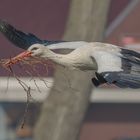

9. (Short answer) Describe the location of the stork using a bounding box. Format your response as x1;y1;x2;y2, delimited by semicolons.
11;43;140;89
1;20;140;88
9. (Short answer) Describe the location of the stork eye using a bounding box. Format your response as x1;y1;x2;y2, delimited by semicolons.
31;47;38;51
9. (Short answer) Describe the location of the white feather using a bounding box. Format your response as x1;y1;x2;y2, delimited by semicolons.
47;41;88;50
28;42;124;73
92;51;123;73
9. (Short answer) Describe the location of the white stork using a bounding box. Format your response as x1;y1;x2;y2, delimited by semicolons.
24;43;140;88
1;20;140;88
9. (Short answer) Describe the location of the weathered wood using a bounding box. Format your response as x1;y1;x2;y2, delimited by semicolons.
34;1;110;140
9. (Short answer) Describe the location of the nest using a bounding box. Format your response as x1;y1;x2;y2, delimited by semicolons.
0;53;54;128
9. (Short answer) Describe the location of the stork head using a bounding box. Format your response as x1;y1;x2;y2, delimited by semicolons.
28;44;46;57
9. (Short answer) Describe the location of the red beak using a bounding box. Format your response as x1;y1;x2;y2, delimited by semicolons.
4;51;32;67
14;51;32;59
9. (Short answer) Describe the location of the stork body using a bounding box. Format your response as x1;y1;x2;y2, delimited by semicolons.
28;42;122;72
28;43;140;88
29;43;97;70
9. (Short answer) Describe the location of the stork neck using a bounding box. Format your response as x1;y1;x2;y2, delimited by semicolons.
43;48;65;58
43;48;70;67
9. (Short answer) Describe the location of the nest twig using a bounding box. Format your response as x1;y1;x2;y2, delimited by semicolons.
0;57;54;128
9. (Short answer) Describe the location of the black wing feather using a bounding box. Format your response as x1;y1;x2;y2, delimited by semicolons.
0;20;64;50
0;20;43;49
101;72;140;88
92;48;140;88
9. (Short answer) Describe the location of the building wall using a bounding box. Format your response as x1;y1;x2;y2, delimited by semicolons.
106;1;140;46
80;103;140;140
107;0;131;26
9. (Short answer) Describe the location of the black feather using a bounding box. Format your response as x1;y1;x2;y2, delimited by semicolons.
121;48;140;58
120;48;140;74
91;78;100;87
91;72;107;87
92;49;140;88
0;20;64;50
121;49;140;66
101;72;140;88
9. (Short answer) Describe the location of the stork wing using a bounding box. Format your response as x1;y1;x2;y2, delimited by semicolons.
0;20;87;50
0;20;43;49
0;20;64;49
91;46;140;88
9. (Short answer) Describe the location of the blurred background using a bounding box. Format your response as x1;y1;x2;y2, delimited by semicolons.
0;0;140;140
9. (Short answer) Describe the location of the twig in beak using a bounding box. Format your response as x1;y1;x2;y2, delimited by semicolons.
3;51;32;68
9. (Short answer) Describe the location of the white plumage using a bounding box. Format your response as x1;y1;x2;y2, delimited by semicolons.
27;42;140;88
28;42;123;72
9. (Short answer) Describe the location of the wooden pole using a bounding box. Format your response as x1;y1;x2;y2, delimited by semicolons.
34;1;110;140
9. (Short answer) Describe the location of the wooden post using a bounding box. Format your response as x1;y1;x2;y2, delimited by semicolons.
34;1;110;140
